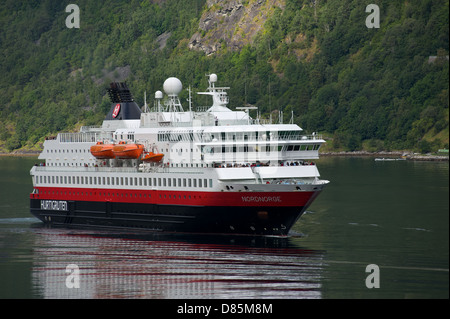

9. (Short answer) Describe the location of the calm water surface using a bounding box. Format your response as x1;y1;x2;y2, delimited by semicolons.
0;156;448;299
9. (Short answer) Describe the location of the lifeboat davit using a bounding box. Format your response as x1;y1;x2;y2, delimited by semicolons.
142;152;165;162
112;141;144;159
90;142;115;159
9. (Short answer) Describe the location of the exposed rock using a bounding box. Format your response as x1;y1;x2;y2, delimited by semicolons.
189;0;285;55
156;31;171;50
91;65;132;85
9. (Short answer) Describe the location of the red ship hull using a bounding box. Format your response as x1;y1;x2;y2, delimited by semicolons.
30;187;322;236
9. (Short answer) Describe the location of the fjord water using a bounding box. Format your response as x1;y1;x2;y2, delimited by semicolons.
0;156;448;299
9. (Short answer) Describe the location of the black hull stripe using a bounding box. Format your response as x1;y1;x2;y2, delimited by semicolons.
30;199;307;236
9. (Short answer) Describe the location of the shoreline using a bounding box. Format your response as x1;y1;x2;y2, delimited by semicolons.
0;152;40;157
320;151;448;161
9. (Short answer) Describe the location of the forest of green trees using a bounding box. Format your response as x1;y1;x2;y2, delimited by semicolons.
0;0;448;153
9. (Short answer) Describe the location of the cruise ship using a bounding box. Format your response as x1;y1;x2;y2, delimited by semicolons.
30;74;329;236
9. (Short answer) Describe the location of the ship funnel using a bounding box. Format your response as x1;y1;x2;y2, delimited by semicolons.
105;82;142;120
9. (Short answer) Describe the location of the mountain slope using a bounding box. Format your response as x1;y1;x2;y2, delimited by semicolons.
0;0;448;153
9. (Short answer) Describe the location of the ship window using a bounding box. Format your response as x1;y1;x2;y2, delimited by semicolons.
148;178;152;186
209;179;213;188
135;177;138;186
204;179;207;188
188;179;192;187
193;179;197;188
125;178;128;186
300;145;307;151
183;179;186;187
130;178;133;186
287;145;294;151
294;145;300;151
198;179;202;187
168;179;171;187
163;178;166;187
143;178;146;186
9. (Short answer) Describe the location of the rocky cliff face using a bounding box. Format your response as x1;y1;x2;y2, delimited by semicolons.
189;0;285;55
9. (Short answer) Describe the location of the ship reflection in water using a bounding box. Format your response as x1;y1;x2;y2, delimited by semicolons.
31;227;324;299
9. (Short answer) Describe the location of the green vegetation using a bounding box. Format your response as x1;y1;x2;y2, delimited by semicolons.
0;0;448;154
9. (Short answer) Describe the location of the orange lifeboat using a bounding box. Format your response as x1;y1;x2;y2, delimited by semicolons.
142;152;165;162
90;142;115;159
112;141;144;159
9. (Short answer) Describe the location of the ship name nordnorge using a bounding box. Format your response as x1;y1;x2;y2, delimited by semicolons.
40;200;68;211
241;196;281;203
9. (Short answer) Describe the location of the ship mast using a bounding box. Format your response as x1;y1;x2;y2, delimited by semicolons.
197;74;231;112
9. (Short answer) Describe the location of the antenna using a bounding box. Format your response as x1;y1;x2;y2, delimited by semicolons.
155;90;163;113
163;77;184;113
187;85;193;117
143;91;149;113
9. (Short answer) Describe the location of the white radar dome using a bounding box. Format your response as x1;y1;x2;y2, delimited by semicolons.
163;77;183;95
210;73;217;83
155;90;163;99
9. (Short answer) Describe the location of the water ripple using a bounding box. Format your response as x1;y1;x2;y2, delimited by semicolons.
30;228;325;299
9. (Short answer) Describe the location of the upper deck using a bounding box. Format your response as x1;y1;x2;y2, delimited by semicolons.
38;74;325;169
